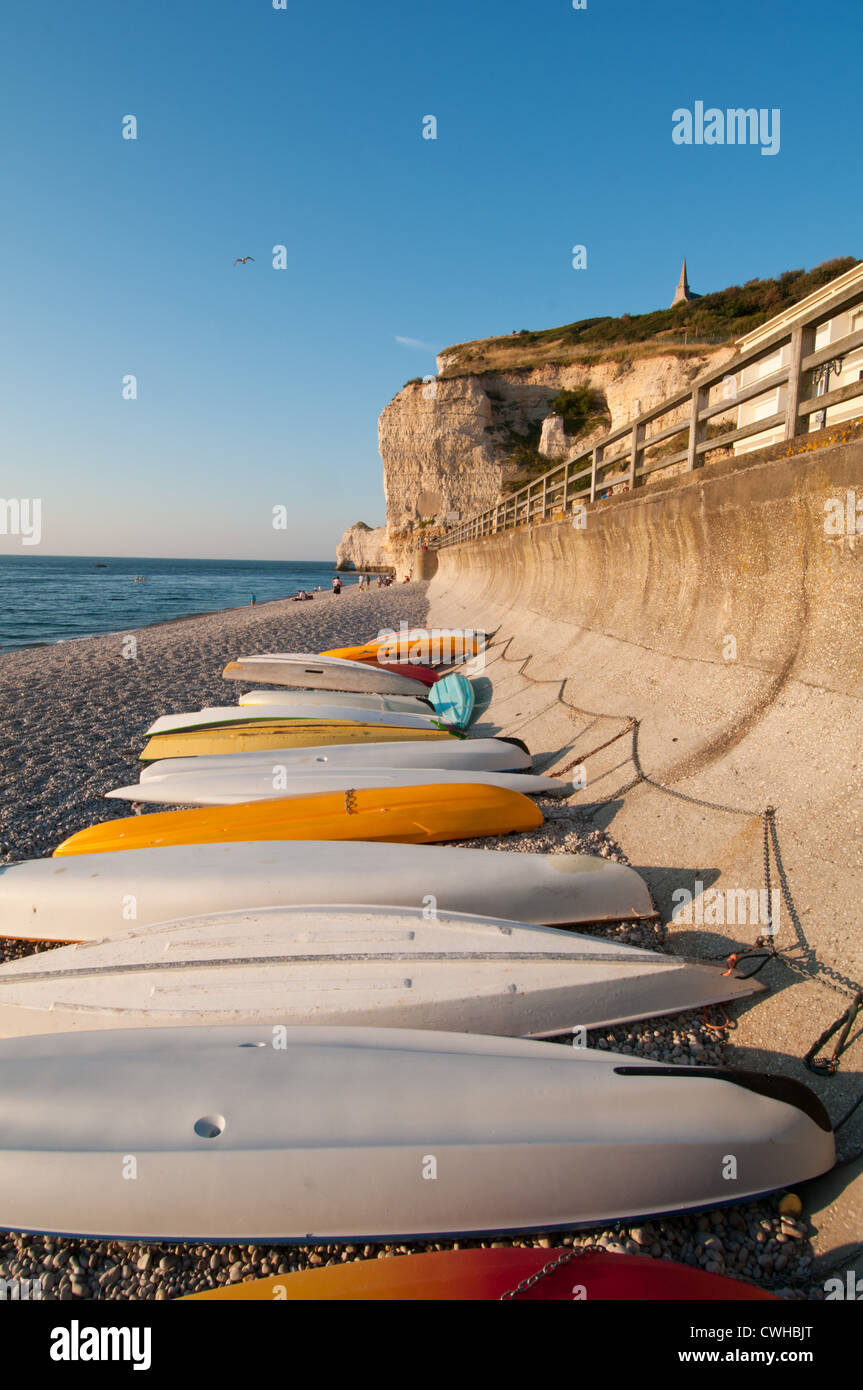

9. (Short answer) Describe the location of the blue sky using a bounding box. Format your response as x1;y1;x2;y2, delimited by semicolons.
1;0;860;559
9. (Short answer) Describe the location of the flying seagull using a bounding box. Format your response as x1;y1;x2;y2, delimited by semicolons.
233;256;255;265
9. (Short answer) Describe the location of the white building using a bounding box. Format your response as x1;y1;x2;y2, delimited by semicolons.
734;261;863;455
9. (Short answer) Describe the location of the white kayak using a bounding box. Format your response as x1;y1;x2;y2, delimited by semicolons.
224;654;429;696
139;736;532;781
0;842;655;942
0;905;765;1039
238;689;433;715
106;768;567;806
0;1024;833;1241
145;704;451;735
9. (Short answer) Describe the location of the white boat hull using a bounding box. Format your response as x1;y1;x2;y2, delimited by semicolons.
0;842;655;941
225;655;429;695
0;905;763;1036
139;737;532;781
146;704;451;736
238;690;432;715
106;768;567;805
0;1025;833;1240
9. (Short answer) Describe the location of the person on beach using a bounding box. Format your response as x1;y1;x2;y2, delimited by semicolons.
332;577;342;595
250;593;256;606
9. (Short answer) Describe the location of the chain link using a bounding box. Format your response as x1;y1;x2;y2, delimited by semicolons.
499;1244;606;1300
490;644;863;1058
555;719;636;777
574;718;765;818
762;808;862;1000
579;719;863;1001
762;809;774;937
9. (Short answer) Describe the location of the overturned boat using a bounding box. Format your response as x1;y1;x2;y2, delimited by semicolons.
0;904;763;1037
0;1024;833;1241
0;841;655;942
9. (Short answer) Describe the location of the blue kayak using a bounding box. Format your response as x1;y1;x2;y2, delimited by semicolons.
429;673;475;730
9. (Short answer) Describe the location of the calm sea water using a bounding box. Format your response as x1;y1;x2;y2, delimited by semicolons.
0;555;363;652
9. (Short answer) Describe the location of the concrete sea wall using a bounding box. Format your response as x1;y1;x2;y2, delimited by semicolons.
427;429;863;1247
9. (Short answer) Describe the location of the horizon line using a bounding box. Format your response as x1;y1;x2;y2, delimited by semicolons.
0;553;336;564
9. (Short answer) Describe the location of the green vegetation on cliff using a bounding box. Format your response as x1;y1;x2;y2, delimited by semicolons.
548;387;611;436
438;257;859;378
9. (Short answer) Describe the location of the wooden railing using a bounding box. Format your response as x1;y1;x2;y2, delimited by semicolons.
435;278;863;548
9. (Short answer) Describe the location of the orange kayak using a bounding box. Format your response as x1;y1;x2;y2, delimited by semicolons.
53;783;543;856
323;631;478;667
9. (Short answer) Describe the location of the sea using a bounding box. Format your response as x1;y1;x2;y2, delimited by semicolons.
0;555;364;653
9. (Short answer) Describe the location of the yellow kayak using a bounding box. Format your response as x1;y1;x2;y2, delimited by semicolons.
323;631;478;665
139;720;459;762
53;784;543;856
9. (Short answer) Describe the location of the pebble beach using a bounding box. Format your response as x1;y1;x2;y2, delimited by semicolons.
0;584;818;1299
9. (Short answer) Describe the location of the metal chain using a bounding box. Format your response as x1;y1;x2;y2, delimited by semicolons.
762;809;774;936
499;1244;606;1300
580;718;765;819
488;648;863;1066
555;719;636;777
805;994;863;1079
581;724;863;999
629;720;764;817
762;808;862;1000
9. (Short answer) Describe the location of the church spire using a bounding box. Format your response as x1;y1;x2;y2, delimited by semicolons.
671;258;697;307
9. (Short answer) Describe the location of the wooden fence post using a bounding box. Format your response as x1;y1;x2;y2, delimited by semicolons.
784;324;817;440
628;421;642;489
686;384;707;470
590;445;602;503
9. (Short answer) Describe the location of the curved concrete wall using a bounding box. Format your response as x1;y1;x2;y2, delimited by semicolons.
428;434;863;1177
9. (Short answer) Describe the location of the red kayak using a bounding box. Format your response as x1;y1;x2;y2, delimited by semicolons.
372;661;439;687
183;1247;778;1301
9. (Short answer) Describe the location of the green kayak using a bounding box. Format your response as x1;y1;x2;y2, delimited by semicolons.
429;673;475;730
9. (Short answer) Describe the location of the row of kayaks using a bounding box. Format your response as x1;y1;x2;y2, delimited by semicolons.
140;670;477;760
0;629;835;1257
54;648;534;851
223;646;468;694
110;733;547;806
138;684;474;762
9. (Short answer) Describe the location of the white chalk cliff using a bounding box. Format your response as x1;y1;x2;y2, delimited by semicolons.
335;334;736;577
335;522;389;571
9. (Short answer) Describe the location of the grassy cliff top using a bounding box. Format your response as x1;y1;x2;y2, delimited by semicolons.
437;258;859;378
